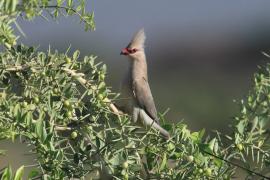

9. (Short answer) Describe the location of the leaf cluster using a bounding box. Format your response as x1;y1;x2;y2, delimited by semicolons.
0;0;95;49
230;61;270;178
0;44;233;179
0;0;270;179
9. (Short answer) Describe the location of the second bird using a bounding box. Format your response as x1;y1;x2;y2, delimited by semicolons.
119;28;170;139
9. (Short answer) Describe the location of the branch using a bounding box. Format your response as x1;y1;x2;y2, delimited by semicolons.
40;5;92;28
62;68;121;115
5;65;28;71
55;126;71;131
202;150;270;179
16;4;95;30
3;65;120;115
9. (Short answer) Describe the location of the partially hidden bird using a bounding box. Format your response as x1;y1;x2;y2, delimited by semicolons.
119;28;170;139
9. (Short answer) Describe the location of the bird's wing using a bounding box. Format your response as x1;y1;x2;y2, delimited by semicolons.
133;77;159;123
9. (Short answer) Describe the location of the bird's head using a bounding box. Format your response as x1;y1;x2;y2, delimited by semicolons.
121;28;145;59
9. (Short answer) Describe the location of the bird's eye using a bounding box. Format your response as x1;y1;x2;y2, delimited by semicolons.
131;48;137;53
126;48;137;54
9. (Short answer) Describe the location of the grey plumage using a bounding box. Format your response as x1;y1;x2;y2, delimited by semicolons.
119;29;170;139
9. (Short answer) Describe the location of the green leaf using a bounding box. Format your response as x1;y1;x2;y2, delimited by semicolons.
28;169;39;179
67;0;73;7
159;153;167;171
35;112;47;142
191;131;200;142
258;117;267;129
0;149;6;155
129;164;141;172
26;111;32;127
199;143;212;154
251;117;258;132
167;142;175;151
10;0;17;12
236;120;245;134
73;50;80;60
95;137;100;149
35;120;42;139
56;149;64;161
14;166;24;180
4;0;10;11
101;64;107;73
109;153;124;166
98;82;106;90
57;0;63;6
198;128;205;139
208;138;216;152
1;166;12;180
13;104;20;118
0;1;4;9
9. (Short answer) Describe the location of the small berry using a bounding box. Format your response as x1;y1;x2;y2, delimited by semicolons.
71;131;78;139
65;57;72;64
122;161;128;169
53;88;59;94
236;144;243;151
22;101;28;108
33;97;40;104
63;100;71;108
97;94;104;100
123;173;129;180
205;168;212;176
186;155;194;162
66;111;73;118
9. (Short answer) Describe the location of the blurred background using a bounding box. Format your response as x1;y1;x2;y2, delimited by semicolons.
1;0;270;177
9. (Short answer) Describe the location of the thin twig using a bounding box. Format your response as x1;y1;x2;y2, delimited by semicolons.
202;150;270;179
62;68;121;115
55;126;72;131
16;4;94;29
39;5;92;28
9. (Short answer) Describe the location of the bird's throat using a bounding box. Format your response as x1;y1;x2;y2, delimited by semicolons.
130;57;148;81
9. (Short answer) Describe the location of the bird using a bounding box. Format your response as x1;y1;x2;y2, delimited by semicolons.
119;28;170;139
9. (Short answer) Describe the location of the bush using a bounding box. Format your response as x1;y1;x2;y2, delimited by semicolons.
0;1;269;179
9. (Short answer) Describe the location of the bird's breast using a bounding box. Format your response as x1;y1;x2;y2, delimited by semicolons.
119;72;136;114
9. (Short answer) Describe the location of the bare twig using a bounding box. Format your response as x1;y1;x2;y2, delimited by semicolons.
55;126;72;131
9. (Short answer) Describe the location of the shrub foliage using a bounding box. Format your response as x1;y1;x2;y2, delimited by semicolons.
0;0;269;179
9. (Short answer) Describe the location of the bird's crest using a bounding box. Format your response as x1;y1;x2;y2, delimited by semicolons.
129;28;146;50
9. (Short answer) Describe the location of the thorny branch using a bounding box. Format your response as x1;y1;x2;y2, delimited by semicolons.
2;64;270;179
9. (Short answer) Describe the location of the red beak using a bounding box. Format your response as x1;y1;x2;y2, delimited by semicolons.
120;48;129;55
